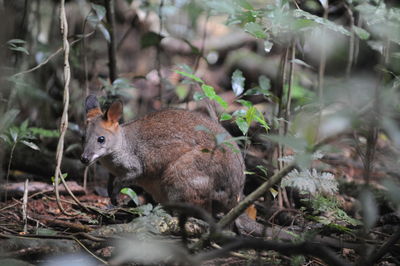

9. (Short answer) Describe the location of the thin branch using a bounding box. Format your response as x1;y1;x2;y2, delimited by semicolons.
4;142;16;201
105;0;117;82
54;0;73;215
156;0;164;107
318;7;328;109
344;3;355;78
12;36;91;78
218;163;296;228
366;226;400;265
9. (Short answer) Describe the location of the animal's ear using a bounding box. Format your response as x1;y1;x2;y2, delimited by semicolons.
105;100;123;124
85;95;102;120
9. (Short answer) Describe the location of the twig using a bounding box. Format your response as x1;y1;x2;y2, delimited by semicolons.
344;3;355;78
366;226;400;265
156;0;164;107
54;0;75;215
105;0;117;82
4;142;16;201
318;7;328;110
218;163;296;228
22;179;28;234
12;36;90;78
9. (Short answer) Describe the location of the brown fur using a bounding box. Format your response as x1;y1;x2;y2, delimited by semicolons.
82;98;245;215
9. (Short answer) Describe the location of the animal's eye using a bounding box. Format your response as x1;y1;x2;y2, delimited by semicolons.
97;136;105;144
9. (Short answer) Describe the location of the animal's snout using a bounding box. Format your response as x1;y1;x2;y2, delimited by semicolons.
80;154;90;164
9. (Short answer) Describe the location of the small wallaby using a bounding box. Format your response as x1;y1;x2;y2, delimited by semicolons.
81;95;246;215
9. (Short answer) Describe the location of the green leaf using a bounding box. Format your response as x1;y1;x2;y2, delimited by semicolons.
353;26;370;40
201;84;228;109
231;69;245;96
264;39;273;53
21;140;40;151
175;85;189;101
256;165;268;177
20;120;29;132
113;78;132;89
259;75;270;91
140;31;164;49
120;187;139;206
176;70;204;84
193;92;206;101
236;117;249;135
235;0;253;10
220;112;233;121
0;134;11;145
9;127;18;143
245;106;256;125
97;24;111;42
236;99;252;108
254;109;269;131
244;22;267;39
7;39;26;45
10;46;29;55
293;9;350;36
91;3;106;21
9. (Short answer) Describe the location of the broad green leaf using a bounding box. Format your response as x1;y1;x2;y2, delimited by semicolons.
7;39;26;45
293;10;350;36
259;75;270;91
231;69;245;96
175;85;189;100
97;24;111;42
9;127;18;143
236;99;252;108
21;140;40;151
353;26;370;40
0;134;11;145
91;3;106;21
113;78;132;89
235;0;253;10
120;188;139;206
176;70;204;84
270;188;278;198
177;64;193;74
236;117;249;135
244;22;267;39
291;59;314;69
140;31;163;49
193;92;206;101
20;120;29;132
201;84;228;109
207;1;236;15
10;46;29;55
264;40;273;53
220;112;233;121
254;109;269;131
256;165;268;177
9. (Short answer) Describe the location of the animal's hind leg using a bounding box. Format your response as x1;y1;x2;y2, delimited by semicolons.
161;152;213;213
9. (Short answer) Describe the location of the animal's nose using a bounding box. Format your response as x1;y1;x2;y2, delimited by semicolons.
80;155;90;164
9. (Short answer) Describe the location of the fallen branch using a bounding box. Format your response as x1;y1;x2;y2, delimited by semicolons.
218;163;296;228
